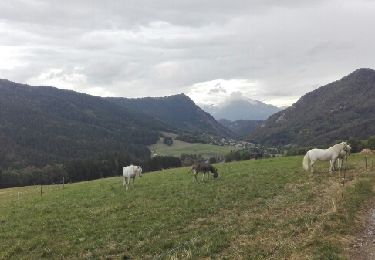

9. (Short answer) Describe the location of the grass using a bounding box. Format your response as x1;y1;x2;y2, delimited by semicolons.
149;138;235;157
1;154;375;259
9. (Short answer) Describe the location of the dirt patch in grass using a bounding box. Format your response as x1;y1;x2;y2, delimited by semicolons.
349;194;375;259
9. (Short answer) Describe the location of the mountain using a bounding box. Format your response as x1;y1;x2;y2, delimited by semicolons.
202;98;280;121
0;80;234;168
250;68;375;146
0;79;170;167
219;119;263;139
108;94;233;137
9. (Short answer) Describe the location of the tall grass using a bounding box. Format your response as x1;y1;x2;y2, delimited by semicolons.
0;154;374;259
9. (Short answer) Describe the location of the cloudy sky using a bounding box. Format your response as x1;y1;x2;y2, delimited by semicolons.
1;0;375;107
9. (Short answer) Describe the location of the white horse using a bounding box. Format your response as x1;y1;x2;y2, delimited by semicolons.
302;142;349;173
336;144;351;171
123;164;143;190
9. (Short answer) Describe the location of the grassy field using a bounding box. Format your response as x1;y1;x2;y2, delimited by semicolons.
1;154;375;259
149;138;235;157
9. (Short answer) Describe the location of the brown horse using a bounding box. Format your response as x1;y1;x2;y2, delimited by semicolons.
191;163;218;182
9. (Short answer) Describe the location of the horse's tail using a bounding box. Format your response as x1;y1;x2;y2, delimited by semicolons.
302;152;310;171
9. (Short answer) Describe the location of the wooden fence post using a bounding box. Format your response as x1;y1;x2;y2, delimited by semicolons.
341;162;346;199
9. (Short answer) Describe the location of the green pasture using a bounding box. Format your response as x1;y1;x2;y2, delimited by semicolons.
149;139;235;157
1;154;375;259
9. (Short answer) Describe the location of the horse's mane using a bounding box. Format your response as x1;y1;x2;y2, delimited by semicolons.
329;142;347;153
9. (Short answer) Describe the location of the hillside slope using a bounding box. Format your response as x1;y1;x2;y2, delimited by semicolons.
250;68;375;146
1;155;374;259
0;79;167;167
108;94;233;137
219;119;263;139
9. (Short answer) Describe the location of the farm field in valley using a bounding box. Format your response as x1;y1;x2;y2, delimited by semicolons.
149;138;235;158
0;154;374;259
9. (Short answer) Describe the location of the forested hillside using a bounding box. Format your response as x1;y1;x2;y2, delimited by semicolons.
250;68;375;146
219;119;263;139
0;79;168;168
0;80;235;187
108;94;233;137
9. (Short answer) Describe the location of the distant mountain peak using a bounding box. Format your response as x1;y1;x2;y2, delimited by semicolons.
201;97;280;121
341;68;375;82
350;67;375;75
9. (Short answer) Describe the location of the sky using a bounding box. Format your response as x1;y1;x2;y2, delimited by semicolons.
1;1;375;107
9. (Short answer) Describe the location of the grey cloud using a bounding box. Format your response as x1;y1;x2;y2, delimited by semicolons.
208;84;227;94
1;0;375;105
0;1;329;29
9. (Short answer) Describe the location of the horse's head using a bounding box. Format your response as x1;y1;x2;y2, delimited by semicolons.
212;167;219;178
335;142;347;150
345;145;352;155
191;164;198;173
137;166;143;177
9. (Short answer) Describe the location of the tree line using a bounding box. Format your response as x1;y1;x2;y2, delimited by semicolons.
0;153;181;189
285;137;375;156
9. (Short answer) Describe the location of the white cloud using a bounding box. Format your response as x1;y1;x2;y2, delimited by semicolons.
0;46;29;70
27;67;87;91
187;79;260;106
263;96;300;107
26;67;117;97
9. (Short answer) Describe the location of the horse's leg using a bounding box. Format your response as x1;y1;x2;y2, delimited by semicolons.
125;177;129;190
330;159;335;173
341;158;344;170
332;159;337;172
334;158;339;172
329;160;334;173
202;172;205;181
338;158;342;171
123;176;126;187
330;157;337;173
194;172;198;182
310;160;315;173
335;160;338;171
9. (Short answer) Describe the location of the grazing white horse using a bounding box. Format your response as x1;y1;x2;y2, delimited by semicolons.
336;144;351;171
302;142;349;173
123;164;143;190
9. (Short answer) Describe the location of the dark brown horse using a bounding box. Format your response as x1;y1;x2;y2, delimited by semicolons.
191;163;218;182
